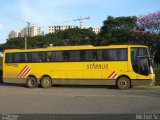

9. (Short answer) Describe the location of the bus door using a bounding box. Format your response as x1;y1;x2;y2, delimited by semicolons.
137;56;150;76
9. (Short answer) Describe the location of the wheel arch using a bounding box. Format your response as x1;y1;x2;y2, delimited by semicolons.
27;74;38;84
40;74;52;82
116;75;131;85
27;75;37;80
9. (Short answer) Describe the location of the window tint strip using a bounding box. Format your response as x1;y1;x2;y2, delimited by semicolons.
5;48;128;63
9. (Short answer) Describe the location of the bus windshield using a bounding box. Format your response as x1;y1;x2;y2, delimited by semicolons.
131;47;155;76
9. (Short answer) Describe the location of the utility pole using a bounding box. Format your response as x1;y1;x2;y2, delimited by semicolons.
25;36;27;49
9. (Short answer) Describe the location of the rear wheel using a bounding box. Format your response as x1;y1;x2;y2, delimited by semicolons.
40;77;52;88
117;77;131;90
26;76;38;88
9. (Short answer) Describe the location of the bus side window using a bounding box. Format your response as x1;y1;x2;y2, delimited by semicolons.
30;52;38;62
13;53;26;63
85;50;93;61
97;50;103;60
80;51;85;61
93;50;98;60
102;50;109;60
38;52;47;62
63;51;69;61
5;53;13;63
19;53;26;62
47;52;52;61
50;51;63;61
109;49;117;60
27;53;32;62
116;49;127;60
69;51;80;61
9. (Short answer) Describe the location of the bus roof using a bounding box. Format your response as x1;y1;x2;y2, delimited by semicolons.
4;45;148;53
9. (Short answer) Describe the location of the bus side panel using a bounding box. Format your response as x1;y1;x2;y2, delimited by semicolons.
26;62;128;83
3;63;30;83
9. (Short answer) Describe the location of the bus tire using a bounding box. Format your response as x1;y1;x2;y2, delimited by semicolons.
40;77;52;88
26;76;38;88
117;77;130;90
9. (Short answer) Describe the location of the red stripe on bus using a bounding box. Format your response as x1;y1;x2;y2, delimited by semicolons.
22;69;31;78
17;65;27;77
19;66;30;78
111;73;117;79
19;66;29;78
108;71;115;78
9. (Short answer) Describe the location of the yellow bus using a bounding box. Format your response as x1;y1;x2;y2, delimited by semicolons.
2;45;155;89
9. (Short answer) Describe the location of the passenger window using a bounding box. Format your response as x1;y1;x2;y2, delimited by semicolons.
63;51;69;61
38;52;47;62
13;53;26;63
5;53;13;63
69;51;81;61
50;51;63;61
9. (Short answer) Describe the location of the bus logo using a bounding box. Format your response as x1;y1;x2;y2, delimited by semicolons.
17;65;31;78
108;71;118;79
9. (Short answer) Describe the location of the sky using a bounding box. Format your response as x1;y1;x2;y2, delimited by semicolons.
0;0;159;44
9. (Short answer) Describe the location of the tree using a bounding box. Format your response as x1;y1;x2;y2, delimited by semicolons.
1;28;97;50
5;37;25;49
27;36;46;48
45;28;97;46
99;16;137;45
137;11;160;34
137;11;160;63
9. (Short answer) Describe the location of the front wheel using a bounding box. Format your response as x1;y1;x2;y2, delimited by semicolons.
26;76;38;88
117;77;131;90
40;77;52;88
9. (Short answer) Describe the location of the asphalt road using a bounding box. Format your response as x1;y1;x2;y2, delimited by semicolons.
0;83;159;114
0;84;160;120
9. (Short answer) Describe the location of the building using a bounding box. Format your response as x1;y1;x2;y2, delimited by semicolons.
8;29;21;39
21;26;44;37
92;27;101;34
48;25;78;33
48;26;101;34
8;26;44;39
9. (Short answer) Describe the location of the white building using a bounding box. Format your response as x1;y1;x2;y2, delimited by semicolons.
48;26;101;34
8;29;21;39
48;25;78;33
21;26;44;37
9;26;44;39
92;27;101;34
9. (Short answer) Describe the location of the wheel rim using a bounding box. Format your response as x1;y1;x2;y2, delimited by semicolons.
43;79;50;86
119;80;127;88
28;79;35;86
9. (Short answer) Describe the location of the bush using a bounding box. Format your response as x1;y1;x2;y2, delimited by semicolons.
155;64;160;86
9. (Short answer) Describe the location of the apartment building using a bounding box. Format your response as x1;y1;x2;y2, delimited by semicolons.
92;27;101;34
48;26;101;34
48;25;78;33
8;26;44;39
8;29;21;39
21;26;44;37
